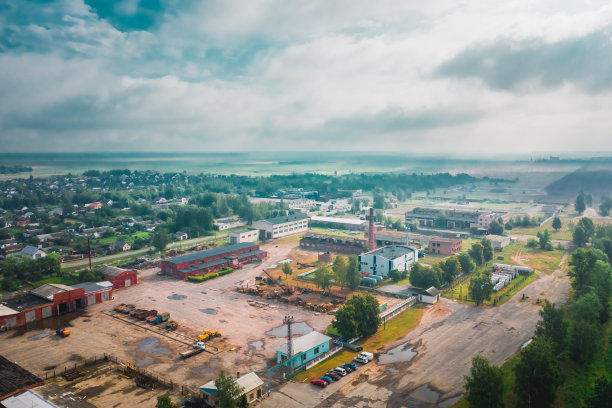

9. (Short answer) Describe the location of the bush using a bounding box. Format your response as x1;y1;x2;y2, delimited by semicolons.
187;268;234;282
526;238;538;248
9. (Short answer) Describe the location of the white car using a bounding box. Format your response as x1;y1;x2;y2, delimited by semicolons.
194;341;206;350
353;356;369;364
359;352;373;361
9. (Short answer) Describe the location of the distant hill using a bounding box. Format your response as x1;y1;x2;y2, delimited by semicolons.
546;166;612;201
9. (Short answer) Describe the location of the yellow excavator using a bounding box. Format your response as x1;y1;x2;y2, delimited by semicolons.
197;329;221;342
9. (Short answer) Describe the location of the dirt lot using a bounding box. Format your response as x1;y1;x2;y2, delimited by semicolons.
0;240;340;399
261;254;571;407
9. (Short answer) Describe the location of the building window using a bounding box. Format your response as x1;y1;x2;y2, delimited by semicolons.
314;346;319;354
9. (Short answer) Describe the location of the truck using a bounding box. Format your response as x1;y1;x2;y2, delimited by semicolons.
153;312;170;324
165;321;178;331
179;342;206;359
197;329;221;342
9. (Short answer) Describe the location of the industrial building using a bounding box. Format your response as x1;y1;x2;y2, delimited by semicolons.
427;237;462;255
160;243;267;280
213;218;248;231
487;235;512;251
70;282;112;305
309;215;367;231
252;212;309;240
276;331;332;369
405;207;510;232
200;372;264;407
358;245;419;277
97;265;138;289
299;232;367;254
0;283;113;330
0;356;44;401
228;228;259;244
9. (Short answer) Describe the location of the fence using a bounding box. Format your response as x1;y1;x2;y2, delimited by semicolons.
379;296;416;321
304;344;343;370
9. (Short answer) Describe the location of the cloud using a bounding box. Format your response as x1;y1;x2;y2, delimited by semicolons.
435;28;612;93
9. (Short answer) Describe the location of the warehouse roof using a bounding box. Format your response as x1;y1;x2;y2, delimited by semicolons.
2;390;58;408
362;245;418;260
31;284;73;301
163;243;257;265
310;216;366;226
0;304;18;317
276;331;331;356
97;265;131;278
259;212;309;226
0;355;44;400
70;282;110;295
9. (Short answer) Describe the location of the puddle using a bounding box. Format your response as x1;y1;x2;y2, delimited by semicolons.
200;309;218;315
409;384;440;404
135;356;155;366
421;328;433;335
247;339;265;351
266;322;313;337
28;332;50;341
378;342;417;365
168;294;186;300
136;337;171;355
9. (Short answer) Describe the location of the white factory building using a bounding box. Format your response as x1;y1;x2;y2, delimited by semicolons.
358;245;419;277
228;228;259;244
252;212;309;240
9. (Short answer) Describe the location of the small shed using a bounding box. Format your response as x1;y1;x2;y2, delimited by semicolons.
200;372;264;407
20;246;46;260
98;265;137;289
418;286;440;304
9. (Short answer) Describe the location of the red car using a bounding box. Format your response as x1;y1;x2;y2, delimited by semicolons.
311;378;327;388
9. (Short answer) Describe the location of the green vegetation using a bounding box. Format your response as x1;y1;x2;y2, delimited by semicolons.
332;293;381;339
186;267;233;282
214;371;245;408
464;356;504;408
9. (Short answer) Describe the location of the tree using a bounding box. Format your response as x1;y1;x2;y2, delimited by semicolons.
572;225;588;247
152;229;169;251
332;256;347;286
489;219;503;235
468;273;493;305
534;300;567;354
537;229;553;250
214;371;245;408
568;319;601;365
481;238;493;262
388;269;402;282
439;256;461;284
568;248;608;296
599;196;612;216
464;356;504;408
238;394;249;408
333;293;380;339
313;265;333;292
281;262;292;282
587;376;612;408
552;216;562;231
346;255;361;290
458;252;475;274
409;263;441;288
469;242;484;266
575;191;586;214
373;187;385;209
514;339;561;408
156;395;178;408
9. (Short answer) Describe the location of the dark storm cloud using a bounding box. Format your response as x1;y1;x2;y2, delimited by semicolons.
436;28;612;93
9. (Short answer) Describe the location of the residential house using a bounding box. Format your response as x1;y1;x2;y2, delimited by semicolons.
20;246;46;259
200;372;264;407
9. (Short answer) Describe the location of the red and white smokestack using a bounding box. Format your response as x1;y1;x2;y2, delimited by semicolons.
368;207;376;251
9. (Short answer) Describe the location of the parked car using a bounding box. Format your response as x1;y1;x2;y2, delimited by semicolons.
343;362;357;371
332;367;348;376
353;356;369;364
320;376;333;384
325;371;341;381
341;364;354;373
311;378;327;388
359;352;374;361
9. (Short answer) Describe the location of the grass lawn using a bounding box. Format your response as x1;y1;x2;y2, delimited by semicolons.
292;305;427;383
29;274;78;287
310;227;364;238
443;272;538;306
499;241;565;275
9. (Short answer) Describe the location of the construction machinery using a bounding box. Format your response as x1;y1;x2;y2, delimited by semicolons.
197;329;221;342
56;328;70;337
164;321;178;331
262;268;295;295
136;310;157;320
153;312;170;324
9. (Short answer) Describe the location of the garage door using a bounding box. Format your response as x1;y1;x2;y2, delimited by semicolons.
42;307;52;318
125;279;131;287
25;310;36;323
101;291;109;301
88;295;96;305
5;317;17;328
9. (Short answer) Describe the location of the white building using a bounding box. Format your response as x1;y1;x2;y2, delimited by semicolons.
228;228;259;244
418;287;440;304
487;234;512;251
213;218;248;231
252;212;309;240
309;215;367;230
358;245;418;277
21;246;46;259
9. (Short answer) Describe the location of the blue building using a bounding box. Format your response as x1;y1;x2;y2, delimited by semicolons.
276;331;332;369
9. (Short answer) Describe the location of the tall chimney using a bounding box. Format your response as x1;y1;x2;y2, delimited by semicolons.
368;208;376;251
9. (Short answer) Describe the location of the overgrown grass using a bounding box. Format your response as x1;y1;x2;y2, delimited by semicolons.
442;273;538;306
293;305;427;382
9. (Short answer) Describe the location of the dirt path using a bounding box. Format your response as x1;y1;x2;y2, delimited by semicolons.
262;252;571;408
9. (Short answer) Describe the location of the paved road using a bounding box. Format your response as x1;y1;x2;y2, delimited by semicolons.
60;234;227;269
262;255;570;408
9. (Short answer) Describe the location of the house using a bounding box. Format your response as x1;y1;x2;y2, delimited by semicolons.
418;287;440;304
228;228;259;244
160;243;267;280
84;202;102;210
427;237;462;255
252;212;309;240
276;331;332;369
358;245;419;277
487;235;512;251
48;207;63;217
154;197;167;204
20;246;46;259
200;372;265;407
112;241;131;252
175;231;189;241
213;217;248;231
309;215;367;231
98;265;138;289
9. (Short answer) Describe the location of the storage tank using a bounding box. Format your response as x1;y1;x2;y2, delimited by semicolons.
361;277;378;287
371;275;383;282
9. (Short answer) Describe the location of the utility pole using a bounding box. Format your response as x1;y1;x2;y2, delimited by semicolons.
87;236;92;270
283;315;294;378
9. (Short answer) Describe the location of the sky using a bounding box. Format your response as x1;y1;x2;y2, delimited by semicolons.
1;0;612;154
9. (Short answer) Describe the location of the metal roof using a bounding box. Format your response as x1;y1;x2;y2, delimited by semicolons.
2;390;58;408
258;212;309;226
97;265;130;278
31;284;73;301
200;372;263;395
0;304;18;317
21;246;44;256
70;282;110;294
310;216;365;225
276;331;331;356
361;245;418;260
163;243;258;265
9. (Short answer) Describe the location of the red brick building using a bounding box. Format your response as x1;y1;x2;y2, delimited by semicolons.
161;243;267;280
98;265;138;289
299;232;367;255
427;236;462;255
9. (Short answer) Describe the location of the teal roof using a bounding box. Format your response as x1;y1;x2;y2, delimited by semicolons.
164;243;257;265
